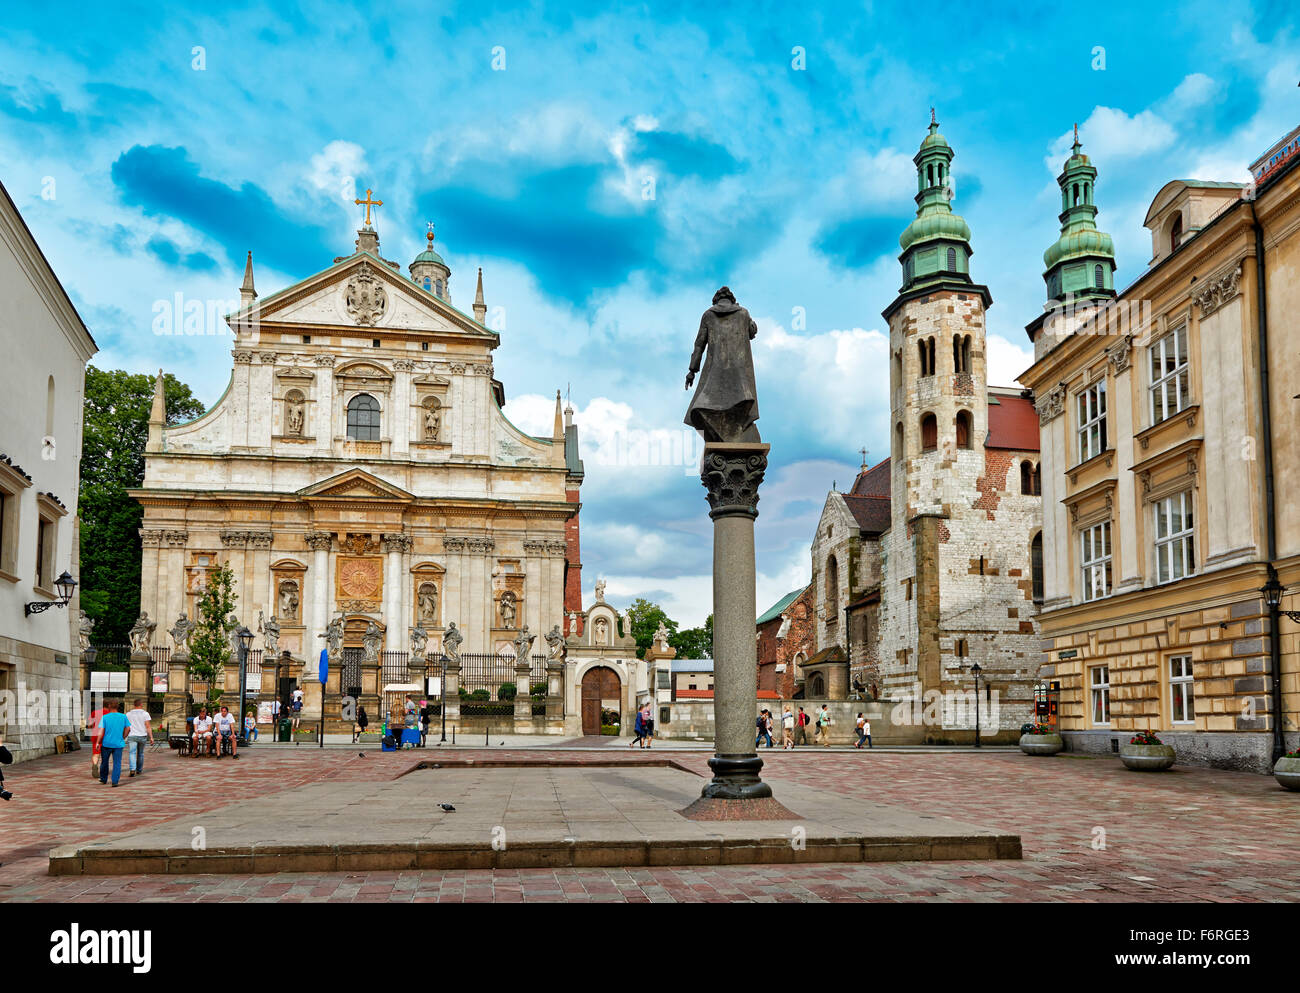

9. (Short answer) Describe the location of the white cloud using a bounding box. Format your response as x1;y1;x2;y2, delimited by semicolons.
986;334;1034;388
307;140;367;202
1158;73;1217;119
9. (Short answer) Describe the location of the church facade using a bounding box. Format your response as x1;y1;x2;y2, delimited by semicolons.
132;215;583;690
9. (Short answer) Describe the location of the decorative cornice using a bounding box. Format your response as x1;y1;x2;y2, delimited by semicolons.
393;359;415;371
1194;263;1243;318
220;529;273;548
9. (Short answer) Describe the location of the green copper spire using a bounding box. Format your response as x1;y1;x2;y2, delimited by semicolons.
897;109;974;293
1043;124;1116;302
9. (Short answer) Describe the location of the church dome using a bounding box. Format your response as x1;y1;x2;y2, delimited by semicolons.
1043;227;1115;269
900;210;972;252
409;224;451;300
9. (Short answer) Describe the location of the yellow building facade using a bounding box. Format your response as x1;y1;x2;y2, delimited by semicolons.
1021;126;1300;772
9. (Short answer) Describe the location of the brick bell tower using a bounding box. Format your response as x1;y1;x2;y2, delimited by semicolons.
880;111;993;713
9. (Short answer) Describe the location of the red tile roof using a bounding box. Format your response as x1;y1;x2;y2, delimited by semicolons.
986;394;1041;452
842;494;891;534
850;458;891;496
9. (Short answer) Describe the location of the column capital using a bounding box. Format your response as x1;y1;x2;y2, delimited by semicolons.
700;442;770;521
305;530;334;552
382;532;413;553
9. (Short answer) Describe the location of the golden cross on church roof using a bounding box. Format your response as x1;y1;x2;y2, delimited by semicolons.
354;188;383;227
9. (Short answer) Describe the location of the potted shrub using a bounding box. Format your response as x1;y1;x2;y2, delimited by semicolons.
1273;748;1300;791
1119;729;1176;771
1019;721;1063;756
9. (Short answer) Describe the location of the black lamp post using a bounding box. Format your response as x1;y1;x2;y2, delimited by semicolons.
25;570;76;616
968;660;983;748
1261;571;1294;763
235;626;254;746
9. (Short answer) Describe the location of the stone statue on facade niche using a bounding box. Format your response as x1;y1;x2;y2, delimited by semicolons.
544;624;566;662
409;621;429;661
78;609;96;652
442;621;463;660
259;609;281;654
362;621;382;662
513;625;535;660
684;286;761;443
424;405;440;441
128;612;156;655
499;589;517;629
278;580;299;620
593;616;609;646
418;583;438;625
169;611;194;654
319;616;344;660
287;397;305;435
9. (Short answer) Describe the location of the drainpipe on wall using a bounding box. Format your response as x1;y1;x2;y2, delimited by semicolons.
1249;200;1286;764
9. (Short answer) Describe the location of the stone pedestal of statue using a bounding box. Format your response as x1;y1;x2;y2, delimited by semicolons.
697;441;772;800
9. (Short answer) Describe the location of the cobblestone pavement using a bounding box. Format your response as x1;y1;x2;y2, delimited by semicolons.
2;745;1297;902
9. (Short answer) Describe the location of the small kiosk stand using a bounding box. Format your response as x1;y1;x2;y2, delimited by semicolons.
381;682;423;749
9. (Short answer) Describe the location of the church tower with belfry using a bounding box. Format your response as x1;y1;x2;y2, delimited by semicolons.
869;112;1043;742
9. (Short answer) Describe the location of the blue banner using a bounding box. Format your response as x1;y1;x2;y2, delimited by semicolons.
319;648;328;684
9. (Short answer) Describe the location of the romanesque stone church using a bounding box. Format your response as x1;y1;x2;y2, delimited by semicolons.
132;209;583;678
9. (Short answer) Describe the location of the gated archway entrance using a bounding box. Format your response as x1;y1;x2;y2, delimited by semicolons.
580;666;621;735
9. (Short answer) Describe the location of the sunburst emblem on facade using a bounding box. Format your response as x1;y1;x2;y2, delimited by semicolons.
344;262;388;326
338;558;380;599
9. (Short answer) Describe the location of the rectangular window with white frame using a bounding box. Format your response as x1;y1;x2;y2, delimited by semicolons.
1077;380;1107;464
1150;326;1190;425
1090;665;1110;726
1169;655;1195;724
1080;521;1113;602
1154;490;1195;583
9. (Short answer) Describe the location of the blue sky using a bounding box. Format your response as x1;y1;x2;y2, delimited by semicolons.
3;0;1297;625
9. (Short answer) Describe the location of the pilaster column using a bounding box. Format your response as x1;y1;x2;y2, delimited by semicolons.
546;540;566;641
313;355;335;455
469;537;493;648
523;539;544;637
392;359;413;456
139;529;164;619
220;530;249;619
443;536;467;649
382;533;411;650
305;531;333;677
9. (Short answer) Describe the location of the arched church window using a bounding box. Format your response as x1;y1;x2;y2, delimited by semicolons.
956;410;972;449
346;393;380;441
1073;182;1080;206
1094;264;1104;289
946;247;957;272
436;279;444;297
962;335;972;372
423;277;431;291
1020;460;1033;494
921;413;938;452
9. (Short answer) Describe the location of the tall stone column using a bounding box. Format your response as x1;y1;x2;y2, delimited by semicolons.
469;538;493;648
699;442;772;800
523;539;544;637
382;532;411;650
305;531;333;678
443;536;467;649
314;355;335;456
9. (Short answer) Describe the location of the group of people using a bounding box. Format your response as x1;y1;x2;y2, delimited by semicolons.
189;704;241;758
752;705;873;750
630;701;655;747
93;698;157;785
380;695;433;748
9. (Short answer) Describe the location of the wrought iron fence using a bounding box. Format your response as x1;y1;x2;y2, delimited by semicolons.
456;652;549;701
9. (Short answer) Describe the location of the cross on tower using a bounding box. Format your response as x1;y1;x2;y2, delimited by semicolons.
354;188;383;227
859;446;869;468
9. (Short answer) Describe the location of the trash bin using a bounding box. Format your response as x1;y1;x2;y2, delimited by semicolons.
278;719;292;742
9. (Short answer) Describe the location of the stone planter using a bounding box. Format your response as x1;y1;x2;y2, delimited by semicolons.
1272;756;1300;791
1119;743;1176;771
292;730;317;743
1019;733;1063;756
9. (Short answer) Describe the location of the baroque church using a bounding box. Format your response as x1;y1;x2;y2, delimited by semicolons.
771;116;1046;742
132;204;584;681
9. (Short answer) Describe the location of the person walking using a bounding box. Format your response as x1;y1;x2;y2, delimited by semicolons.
290;687;304;730
854;712;868;749
861;715;872;749
755;709;774;748
98;700;131;787
630;706;645;748
418;701;430;747
642;702;655;748
815;704;832;747
354;705;369;744
124;698;153;777
781;706;795;749
795;706;809;747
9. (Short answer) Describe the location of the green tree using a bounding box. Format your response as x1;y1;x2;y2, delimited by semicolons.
189;562;237;706
671;614;713;659
622;597;679;660
78;366;205;642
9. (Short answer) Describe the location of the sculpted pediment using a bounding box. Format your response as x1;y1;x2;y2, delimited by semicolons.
298;468;413;502
336;360;393;381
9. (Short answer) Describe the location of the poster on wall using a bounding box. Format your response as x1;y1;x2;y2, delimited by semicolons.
257;700;274;724
152;672;168;694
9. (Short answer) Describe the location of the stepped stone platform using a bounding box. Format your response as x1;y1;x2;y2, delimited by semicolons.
48;757;1021;875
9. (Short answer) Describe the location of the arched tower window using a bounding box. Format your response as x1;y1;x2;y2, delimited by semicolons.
895;422;904;459
920;413;938;452
918;338;936;377
825;555;840;612
1169;213;1184;252
45;375;55;438
436;279;444;297
346;393;381;441
946;246;957;272
1094;264;1104;289
956;410;972;449
1020;460;1034;494
962;335;972;372
1031;532;1044;602
1072;182;1080;206
423;277;431;291
927;164;935;186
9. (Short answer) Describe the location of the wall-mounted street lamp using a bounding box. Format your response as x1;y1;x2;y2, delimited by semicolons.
25;570;76;616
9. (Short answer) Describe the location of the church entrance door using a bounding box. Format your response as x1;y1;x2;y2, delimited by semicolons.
580;666;621;735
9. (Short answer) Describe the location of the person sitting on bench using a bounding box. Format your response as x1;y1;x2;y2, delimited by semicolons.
214;705;239;757
192;708;214;755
